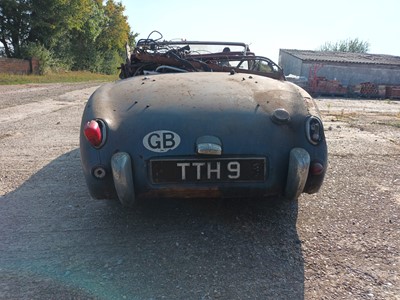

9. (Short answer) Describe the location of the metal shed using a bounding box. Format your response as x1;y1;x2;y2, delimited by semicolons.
279;49;400;98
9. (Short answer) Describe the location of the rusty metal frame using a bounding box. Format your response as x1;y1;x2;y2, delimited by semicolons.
119;40;285;80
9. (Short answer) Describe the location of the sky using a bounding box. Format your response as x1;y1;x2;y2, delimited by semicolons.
120;0;400;63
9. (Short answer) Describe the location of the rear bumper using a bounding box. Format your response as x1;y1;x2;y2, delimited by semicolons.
110;148;311;206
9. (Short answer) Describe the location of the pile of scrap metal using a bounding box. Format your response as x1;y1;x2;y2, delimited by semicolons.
348;82;400;99
386;86;400;99
309;76;348;97
119;31;284;80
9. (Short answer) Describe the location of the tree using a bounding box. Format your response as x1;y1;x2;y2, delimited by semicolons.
0;0;135;74
96;0;132;52
0;0;31;57
29;0;94;48
93;0;135;74
69;0;107;71
319;38;370;53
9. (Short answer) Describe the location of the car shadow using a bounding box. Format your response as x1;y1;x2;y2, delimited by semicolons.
0;149;304;300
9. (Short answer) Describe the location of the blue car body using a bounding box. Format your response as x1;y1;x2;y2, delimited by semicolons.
80;39;327;206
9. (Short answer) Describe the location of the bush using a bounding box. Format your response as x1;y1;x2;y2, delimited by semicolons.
21;43;124;75
21;43;71;74
98;50;123;75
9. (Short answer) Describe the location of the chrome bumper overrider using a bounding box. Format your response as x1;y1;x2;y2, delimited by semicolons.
111;152;135;206
284;148;310;200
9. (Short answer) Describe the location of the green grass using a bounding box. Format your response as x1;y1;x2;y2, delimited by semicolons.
0;71;119;85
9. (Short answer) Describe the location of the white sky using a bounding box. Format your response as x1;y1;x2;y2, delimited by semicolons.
120;0;400;63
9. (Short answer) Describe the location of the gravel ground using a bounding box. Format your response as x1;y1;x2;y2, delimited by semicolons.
0;84;399;299
301;98;400;299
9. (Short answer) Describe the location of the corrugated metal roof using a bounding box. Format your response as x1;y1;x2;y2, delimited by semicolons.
280;49;400;66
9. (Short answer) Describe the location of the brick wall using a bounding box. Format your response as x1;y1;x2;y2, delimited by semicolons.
0;57;40;75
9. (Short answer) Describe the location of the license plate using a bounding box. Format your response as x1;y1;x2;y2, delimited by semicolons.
150;158;266;183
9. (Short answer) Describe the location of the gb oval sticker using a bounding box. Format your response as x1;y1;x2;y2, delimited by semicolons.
143;130;181;153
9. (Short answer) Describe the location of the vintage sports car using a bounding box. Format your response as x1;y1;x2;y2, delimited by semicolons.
80;32;327;206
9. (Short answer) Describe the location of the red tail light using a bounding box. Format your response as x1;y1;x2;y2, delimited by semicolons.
310;162;324;175
84;120;102;147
